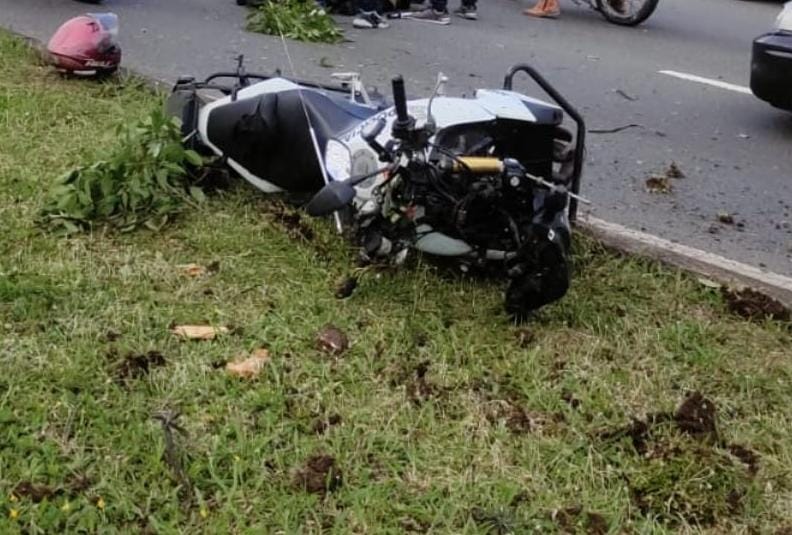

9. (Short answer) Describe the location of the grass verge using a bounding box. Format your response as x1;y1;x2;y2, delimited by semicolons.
1;30;791;533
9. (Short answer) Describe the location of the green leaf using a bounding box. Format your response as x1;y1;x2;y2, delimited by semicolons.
188;186;206;203
184;149;204;167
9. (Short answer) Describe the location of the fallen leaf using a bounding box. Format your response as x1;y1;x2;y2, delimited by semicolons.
697;277;721;289
226;348;270;378
178;263;207;277
170;325;230;340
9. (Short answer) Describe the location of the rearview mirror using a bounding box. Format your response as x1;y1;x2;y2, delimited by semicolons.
306;181;356;217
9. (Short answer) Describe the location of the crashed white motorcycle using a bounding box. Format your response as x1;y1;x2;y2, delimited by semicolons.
166;59;587;317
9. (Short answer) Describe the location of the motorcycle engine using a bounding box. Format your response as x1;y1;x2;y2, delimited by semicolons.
388;120;572;255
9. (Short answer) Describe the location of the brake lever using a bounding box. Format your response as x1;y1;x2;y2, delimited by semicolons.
362;117;392;162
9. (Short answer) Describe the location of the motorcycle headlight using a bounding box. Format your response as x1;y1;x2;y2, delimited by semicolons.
775;3;792;32
324;139;351;182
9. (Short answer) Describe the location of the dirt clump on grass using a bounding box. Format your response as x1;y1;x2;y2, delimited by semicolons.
13;481;56;502
292;454;343;494
728;444;760;475
311;413;342;434
674;391;718;439
553;506;608;535
721;287;790;322
599;392;761;526
114;351;166;383
269;203;315;242
406;361;435;405
315;325;349;355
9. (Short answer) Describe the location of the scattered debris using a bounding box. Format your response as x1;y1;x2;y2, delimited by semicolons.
738;133;751;140
561;390;582;410
553;506;608;535
645;175;673;194
406;361;434;405
399;516;431;532
12;481;55;503
226;348;271;379
600;392;719;452
292;454;343;494
598;393;759;526
645;162;685;194
65;473;93;494
318;56;336;68
717;211;735;225
170;324;230;340
115;351;167;383
152;410;192;502
103;329;121;342
721;287;790;322
728;444;760;475
504;404;534;434
666;161;685;179
614;89;637;102
589;123;643;134
270;203;315;242
178;263;207;278
674;391;718;439
514;327;535;348
334;276;357;299
312;413;342;434
315;325;349;355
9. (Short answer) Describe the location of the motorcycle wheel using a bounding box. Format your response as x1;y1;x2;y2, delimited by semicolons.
595;0;659;26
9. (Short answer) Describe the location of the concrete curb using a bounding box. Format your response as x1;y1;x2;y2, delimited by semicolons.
577;215;792;310
10;29;792;313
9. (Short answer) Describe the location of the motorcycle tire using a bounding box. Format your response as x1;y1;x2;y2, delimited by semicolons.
595;0;659;26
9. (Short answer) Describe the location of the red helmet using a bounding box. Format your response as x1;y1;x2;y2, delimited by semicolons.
47;13;121;75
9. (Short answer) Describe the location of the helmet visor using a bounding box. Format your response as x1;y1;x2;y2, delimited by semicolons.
87;13;119;36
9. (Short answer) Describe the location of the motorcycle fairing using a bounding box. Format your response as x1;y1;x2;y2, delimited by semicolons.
200;78;380;192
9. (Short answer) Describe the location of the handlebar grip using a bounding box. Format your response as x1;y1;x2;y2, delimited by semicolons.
392;76;408;124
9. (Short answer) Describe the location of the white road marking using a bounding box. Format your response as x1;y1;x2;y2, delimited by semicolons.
659;70;752;95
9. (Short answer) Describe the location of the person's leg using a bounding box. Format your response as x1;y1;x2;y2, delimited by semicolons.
410;0;451;24
523;0;560;18
454;0;477;20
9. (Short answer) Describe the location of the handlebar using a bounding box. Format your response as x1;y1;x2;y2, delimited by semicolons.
392;76;409;125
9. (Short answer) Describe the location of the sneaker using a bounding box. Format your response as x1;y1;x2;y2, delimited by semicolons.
408;8;451;24
453;5;477;19
353;11;390;28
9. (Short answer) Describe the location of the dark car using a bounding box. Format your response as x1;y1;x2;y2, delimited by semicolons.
751;2;792;111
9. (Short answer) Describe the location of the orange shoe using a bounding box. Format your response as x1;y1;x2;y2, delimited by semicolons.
523;0;560;18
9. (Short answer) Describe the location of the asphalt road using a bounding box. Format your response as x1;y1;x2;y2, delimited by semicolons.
2;0;791;274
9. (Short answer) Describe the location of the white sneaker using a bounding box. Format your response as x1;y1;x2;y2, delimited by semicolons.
353;11;390;28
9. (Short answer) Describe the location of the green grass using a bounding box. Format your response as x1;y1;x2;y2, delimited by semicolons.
1;31;791;533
